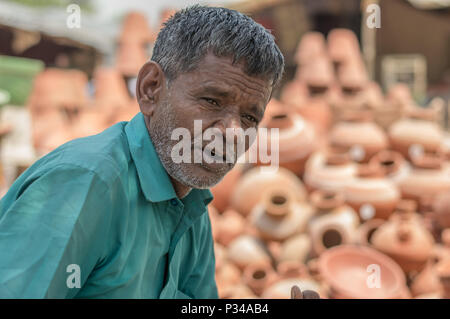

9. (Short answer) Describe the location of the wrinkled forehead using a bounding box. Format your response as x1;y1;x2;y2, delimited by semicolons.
174;53;273;103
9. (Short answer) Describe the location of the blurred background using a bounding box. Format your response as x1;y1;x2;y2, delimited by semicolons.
1;0;450;299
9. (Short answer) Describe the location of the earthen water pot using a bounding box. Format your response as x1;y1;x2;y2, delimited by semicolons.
355;218;386;246
329;111;388;163
280;80;309;109
261;261;326;299
215;262;242;297
327;29;361;69
369;150;410;185
295;31;327;66
432;190;450;229
337;60;369;95
258;110;317;176
388;108;444;160
210;165;242;212
231;166;307;216
371;207;435;273
243;261;278;296
278;233;311;264
398;152;450;203
297;54;335;95
215;209;246;246
295;99;333;137
226;235;272;270
308;192;360;256
343;164;400;220
317;245;410;299
304;148;358;193
250;186;315;242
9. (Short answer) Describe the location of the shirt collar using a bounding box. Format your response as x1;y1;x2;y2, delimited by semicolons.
125;112;213;206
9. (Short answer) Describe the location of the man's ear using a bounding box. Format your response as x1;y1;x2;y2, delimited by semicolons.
136;61;165;117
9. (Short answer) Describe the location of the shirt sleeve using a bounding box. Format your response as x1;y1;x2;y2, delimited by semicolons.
182;211;219;299
0;164;113;298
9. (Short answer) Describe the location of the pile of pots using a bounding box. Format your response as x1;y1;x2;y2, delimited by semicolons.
210;29;450;299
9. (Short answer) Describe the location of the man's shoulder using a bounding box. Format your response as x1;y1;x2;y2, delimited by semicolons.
30;121;132;186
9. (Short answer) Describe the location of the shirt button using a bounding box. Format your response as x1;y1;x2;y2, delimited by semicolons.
170;199;178;206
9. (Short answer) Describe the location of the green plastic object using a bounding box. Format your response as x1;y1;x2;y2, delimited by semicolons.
0;55;44;106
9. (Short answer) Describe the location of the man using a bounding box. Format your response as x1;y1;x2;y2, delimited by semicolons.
0;6;315;299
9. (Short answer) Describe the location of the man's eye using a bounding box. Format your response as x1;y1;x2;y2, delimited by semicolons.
243;114;257;123
202;98;219;107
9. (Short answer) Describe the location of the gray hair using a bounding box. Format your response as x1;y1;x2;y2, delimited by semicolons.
151;5;285;88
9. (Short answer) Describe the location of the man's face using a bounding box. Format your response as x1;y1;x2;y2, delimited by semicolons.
148;53;272;189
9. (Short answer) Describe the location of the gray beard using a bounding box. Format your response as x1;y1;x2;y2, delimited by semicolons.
148;100;232;189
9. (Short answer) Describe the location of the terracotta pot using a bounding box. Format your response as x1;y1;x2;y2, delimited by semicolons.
116;41;149;77
219;284;258;299
215;262;241;295
327;29;361;69
250;186;314;242
329;111;388;163
231;166;307;217
369;150;410;184
243;261;278;296
308;198;360;256
261;264;326;299
410;252;446;297
343;164;400;220
295;32;327;66
337;61;369;95
213;242;227;271
93;67;131;112
432;191;450;229
388;111;444;160
278;233;311;264
398;153;450;203
318;245;410;298
304;148;358;192
280;80;309;109
258;110;317;176
297;54;335;95
210;165;242;212
371;208;435;273
355;218;386;246
227;235;272;270
295;99;333;136
386;83;414;109
215;209;246;246
119;12;153;44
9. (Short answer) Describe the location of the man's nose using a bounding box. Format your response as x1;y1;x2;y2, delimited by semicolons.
214;115;243;144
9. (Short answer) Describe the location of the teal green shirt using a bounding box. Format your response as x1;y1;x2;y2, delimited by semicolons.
0;112;218;299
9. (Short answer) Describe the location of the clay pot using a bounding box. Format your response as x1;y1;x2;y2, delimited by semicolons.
258;110;317;176
308;195;360;256
227;235;272;270
250;186;315;242
116;41;149;77
343;164;400;220
432;191;450;229
371;208;435;273
215;262;241;295
297;54;335;94
388;110;444;160
215;209;246;246
93;67;131;115
369;150;410;184
398;152;450;203
329;111;389;163
213;242;226;271
337;60;369;95
119;12;153;44
243;261;278;296
231;166;307;217
219;284;258;299
327;29;361;69
261;261;326;299
318;245;410;299
295;99;333;136
280;80;308;109
304;148;358;192
210;165;242;212
295;32;327;66
278;233;311;264
356;218;386;246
